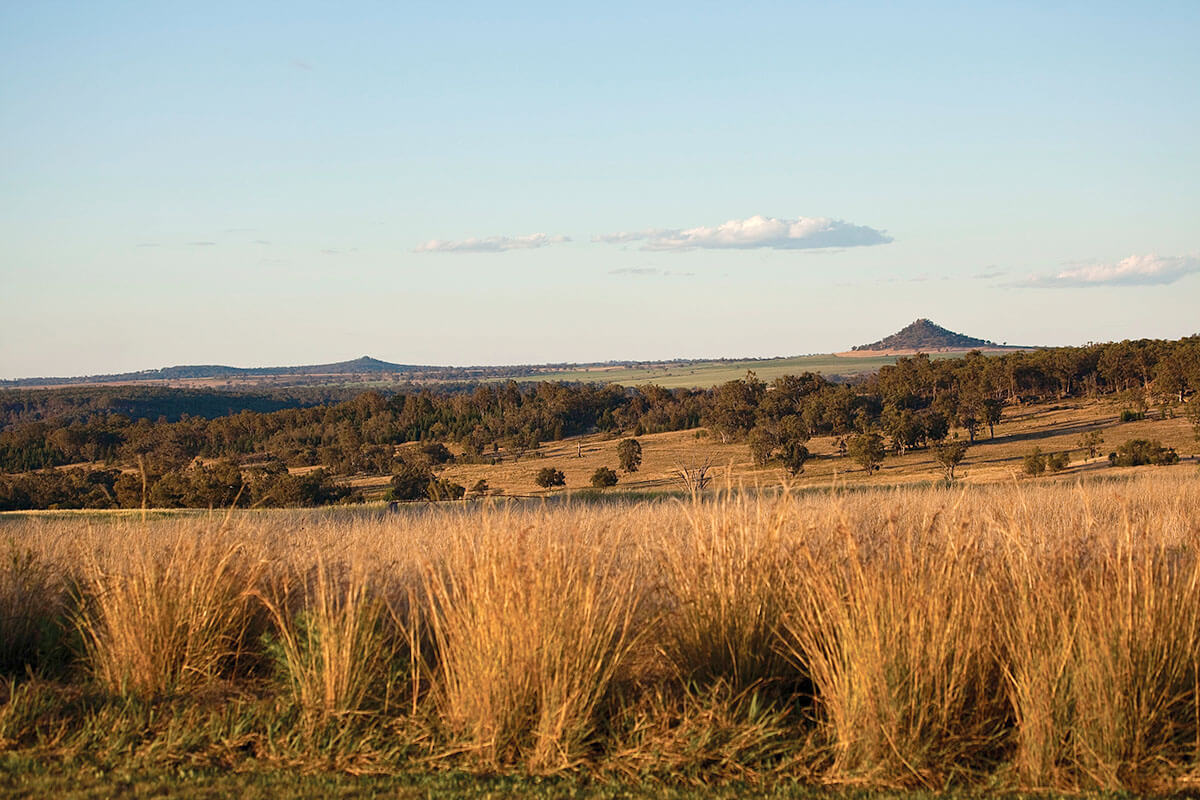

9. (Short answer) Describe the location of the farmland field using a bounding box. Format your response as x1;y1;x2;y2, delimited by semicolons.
329;398;1199;500
490;351;968;389
3;469;1200;795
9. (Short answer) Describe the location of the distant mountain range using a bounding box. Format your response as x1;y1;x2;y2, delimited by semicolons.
2;356;420;388
851;319;1023;352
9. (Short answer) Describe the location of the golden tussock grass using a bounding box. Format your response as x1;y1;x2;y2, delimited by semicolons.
74;525;268;697
1;472;1199;790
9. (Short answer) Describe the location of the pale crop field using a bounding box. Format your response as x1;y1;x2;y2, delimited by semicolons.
3;472;1200;793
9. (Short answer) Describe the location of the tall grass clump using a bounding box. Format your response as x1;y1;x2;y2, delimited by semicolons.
77;525;266;697
0;540;69;676
781;500;1010;787
656;490;805;695
260;555;403;723
422;508;642;772
1001;488;1200;790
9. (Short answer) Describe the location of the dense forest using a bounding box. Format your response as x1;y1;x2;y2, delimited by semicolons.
2;337;1198;510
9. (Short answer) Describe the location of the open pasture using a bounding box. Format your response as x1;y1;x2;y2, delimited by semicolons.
494;352;967;389
2;473;1200;794
340;399;1199;499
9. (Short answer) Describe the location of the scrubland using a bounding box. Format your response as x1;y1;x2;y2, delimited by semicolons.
2;473;1200;795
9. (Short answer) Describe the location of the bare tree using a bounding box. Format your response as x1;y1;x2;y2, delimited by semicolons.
675;455;715;495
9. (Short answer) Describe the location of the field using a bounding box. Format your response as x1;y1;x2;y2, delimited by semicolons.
488;352;968;389
3;470;1200;796
335;399;1200;500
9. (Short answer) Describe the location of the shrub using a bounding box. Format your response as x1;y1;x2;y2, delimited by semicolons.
535;467;566;489
1108;439;1179;467
747;428;775;467
428;477;466;501
779;440;809;476
1046;451;1070;473
590;467;618;488
420;442;455;466
1078;430;1105;459
848;433;885;474
617;439;642;473
389;462;433;501
1119;409;1146;423
1024;448;1046;477
469;479;490;496
933;441;969;483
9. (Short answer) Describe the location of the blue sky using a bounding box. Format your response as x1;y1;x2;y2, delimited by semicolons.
2;1;1198;377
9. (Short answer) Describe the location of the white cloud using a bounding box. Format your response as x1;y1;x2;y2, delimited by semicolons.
595;215;892;251
1016;254;1200;288
414;233;569;253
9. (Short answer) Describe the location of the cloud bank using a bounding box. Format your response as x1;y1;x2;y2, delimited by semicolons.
414;233;569;253
1016;254;1200;288
595;215;892;251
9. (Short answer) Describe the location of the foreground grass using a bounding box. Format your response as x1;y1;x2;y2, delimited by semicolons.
3;475;1200;795
0;755;1108;800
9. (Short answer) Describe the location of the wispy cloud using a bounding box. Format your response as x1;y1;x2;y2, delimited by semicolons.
414;233;569;253
595;215;892;251
1014;254;1200;288
187;241;216;247
609;267;695;277
974;268;1006;280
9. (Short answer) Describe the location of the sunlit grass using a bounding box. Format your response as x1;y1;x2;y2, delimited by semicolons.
2;473;1199;792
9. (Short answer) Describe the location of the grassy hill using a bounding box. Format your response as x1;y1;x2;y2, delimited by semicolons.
851;318;1021;352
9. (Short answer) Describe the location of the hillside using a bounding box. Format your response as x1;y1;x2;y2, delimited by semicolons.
1;356;420;388
851;318;1011;352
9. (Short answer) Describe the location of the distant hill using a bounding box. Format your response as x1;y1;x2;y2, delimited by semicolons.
851;319;1014;352
1;356;420;388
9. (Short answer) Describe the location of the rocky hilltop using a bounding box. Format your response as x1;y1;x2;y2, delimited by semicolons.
852;319;1002;352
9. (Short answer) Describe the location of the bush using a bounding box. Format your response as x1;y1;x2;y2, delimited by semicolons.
933;441;969;482
428;477;466;501
469;479;490;496
747;428;775;467
1109;439;1180;467
1120;409;1146;423
590;467;618;488
1023;448;1046;477
1046;451;1070;473
617;439;642;473
535;467;566;489
1078;430;1105;459
390;462;433;501
848;433;885;474
421;442;455;466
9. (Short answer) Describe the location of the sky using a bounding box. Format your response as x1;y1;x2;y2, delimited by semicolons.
2;1;1199;378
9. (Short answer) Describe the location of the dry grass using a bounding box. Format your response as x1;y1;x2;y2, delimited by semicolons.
780;501;1010;786
409;399;1198;499
0;538;69;676
421;507;643;771
2;472;1199;791
74;526;267;697
260;555;400;723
